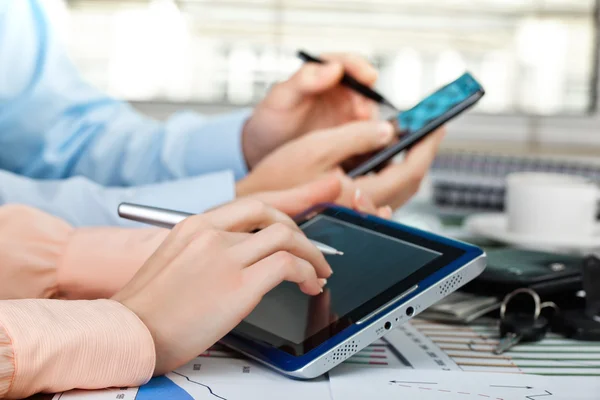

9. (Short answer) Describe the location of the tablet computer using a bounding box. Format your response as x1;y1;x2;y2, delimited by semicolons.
221;204;486;379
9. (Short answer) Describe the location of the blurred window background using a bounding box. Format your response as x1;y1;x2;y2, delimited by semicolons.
54;0;597;116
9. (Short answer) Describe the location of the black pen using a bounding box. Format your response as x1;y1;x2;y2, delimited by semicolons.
297;50;399;112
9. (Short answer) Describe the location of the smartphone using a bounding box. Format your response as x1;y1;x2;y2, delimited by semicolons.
348;72;485;178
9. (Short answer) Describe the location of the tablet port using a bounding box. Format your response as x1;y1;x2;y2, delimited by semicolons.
384;321;392;330
406;306;415;317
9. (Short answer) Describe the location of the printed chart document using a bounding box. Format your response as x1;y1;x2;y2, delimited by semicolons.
411;319;600;376
384;323;459;371
329;368;600;400
54;356;328;400
53;321;600;400
52;324;457;400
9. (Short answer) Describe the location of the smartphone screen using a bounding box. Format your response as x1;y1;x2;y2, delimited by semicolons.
348;72;484;177
396;72;483;133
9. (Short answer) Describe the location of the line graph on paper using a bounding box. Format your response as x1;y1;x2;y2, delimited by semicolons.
55;355;329;400
134;340;410;400
388;380;553;400
410;319;600;376
53;317;598;400
328;367;600;400
53;334;426;400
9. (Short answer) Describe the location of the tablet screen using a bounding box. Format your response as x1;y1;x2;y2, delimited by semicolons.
234;208;465;356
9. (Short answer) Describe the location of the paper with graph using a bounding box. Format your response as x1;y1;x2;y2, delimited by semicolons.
55;356;328;400
411;319;600;376
329;367;600;400
53;320;600;400
53;329;443;400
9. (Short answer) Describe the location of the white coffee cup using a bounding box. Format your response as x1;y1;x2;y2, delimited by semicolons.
506;172;600;239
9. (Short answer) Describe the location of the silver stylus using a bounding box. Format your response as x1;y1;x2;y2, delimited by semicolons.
118;203;344;256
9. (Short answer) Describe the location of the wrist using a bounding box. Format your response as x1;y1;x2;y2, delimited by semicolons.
115;296;168;376
235;176;254;198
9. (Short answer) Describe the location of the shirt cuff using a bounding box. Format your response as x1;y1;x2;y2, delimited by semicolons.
0;299;155;399
176;109;252;181
0;205;73;300
0;325;13;399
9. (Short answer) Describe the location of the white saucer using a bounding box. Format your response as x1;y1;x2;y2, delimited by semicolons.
464;213;600;253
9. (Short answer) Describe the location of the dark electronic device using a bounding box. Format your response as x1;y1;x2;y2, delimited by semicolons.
553;254;600;340
463;248;582;296
348;72;485;178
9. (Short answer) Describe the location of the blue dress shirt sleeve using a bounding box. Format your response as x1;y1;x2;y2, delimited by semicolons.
0;0;250;187
0;169;236;227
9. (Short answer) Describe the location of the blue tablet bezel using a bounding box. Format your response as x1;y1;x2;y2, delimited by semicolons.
221;204;484;373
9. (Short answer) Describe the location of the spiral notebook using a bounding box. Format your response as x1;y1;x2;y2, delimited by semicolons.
430;150;600;216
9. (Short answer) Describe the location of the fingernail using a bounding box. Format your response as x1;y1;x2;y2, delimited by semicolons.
319;278;328;287
384;205;393;215
378;121;394;144
354;189;369;210
354;189;363;208
354;188;361;202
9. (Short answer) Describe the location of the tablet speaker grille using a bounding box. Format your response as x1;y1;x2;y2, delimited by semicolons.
323;339;362;367
438;273;464;296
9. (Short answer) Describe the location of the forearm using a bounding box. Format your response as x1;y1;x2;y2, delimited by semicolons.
0;169;236;227
0;204;166;302
17;107;252;186
0;299;155;399
0;0;250;186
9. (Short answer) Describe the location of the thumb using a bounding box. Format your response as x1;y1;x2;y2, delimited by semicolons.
314;120;396;167
267;62;344;109
252;173;342;216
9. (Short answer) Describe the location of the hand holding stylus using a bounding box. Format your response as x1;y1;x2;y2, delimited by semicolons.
118;203;343;256
113;199;333;375
297;50;399;112
241;52;380;168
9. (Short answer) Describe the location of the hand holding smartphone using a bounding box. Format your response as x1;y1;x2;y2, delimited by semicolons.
348;72;485;178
